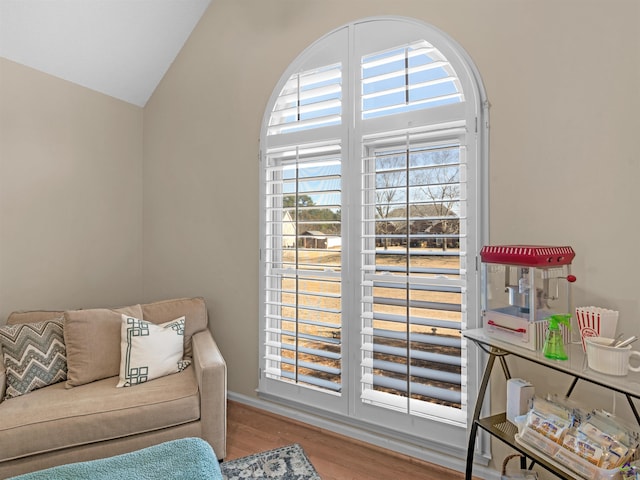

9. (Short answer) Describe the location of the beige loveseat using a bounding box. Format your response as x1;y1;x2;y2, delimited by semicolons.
0;297;227;479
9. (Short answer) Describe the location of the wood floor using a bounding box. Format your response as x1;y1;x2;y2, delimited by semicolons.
226;400;466;480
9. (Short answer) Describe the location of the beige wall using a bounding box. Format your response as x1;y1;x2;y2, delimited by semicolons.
144;0;640;396
143;0;639;473
0;59;144;318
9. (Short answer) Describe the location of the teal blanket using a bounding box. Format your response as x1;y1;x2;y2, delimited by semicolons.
9;437;222;480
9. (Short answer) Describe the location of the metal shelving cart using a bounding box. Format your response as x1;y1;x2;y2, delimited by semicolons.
464;328;640;480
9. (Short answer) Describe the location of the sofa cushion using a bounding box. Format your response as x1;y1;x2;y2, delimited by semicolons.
117;315;190;387
0;319;67;399
6;311;66;325
64;305;143;388
0;367;200;463
141;297;208;358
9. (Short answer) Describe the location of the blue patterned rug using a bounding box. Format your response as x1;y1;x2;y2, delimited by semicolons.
221;444;321;480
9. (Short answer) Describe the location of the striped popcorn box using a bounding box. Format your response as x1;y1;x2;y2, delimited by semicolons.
575;306;618;351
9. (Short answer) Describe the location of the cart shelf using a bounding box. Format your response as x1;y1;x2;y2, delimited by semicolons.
464;328;640;480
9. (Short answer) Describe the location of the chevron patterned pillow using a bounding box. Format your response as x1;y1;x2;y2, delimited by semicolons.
0;318;67;399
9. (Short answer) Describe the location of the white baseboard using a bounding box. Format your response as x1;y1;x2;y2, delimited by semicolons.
227;391;501;480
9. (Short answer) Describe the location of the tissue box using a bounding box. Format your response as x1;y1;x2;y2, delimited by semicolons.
507;378;534;423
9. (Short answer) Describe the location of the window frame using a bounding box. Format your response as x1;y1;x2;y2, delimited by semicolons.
259;16;490;463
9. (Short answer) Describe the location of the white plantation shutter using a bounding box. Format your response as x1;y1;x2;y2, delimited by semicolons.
264;142;343;392
361;41;463;119
260;17;487;456
268;63;342;135
360;127;468;423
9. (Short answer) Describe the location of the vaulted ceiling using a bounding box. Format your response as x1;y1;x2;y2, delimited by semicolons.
0;0;211;107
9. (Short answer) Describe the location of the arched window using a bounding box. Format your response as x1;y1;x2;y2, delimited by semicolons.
259;16;488;460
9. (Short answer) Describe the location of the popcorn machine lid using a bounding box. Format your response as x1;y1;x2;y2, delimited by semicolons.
480;245;575;267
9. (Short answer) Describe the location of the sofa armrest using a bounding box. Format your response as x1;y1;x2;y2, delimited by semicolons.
192;329;227;460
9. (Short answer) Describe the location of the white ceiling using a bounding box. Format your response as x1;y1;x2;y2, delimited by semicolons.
0;0;211;107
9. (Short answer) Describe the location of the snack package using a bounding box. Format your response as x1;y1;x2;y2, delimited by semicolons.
525;396;575;444
527;411;568;443
561;429;606;466
579;410;639;469
521;397;640;477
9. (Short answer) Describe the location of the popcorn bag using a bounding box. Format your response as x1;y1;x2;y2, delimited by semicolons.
575;306;619;352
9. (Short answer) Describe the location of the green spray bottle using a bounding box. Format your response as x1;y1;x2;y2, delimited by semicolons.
542;314;571;360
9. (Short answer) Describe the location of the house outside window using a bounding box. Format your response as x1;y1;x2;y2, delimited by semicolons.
259;17;489;460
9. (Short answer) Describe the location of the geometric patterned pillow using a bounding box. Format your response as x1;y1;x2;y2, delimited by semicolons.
116;315;190;388
0;318;67;399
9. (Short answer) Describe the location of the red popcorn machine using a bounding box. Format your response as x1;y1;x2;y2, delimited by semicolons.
481;245;577;350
